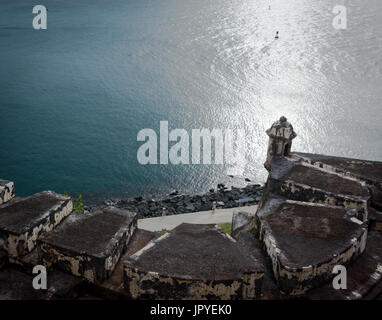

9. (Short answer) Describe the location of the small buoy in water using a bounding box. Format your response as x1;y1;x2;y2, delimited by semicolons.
275;31;279;39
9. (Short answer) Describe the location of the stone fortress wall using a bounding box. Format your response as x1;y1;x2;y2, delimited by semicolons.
0;117;382;300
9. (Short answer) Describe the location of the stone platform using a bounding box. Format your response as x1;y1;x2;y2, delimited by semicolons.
306;230;382;300
38;207;137;284
251;117;382;297
124;223;264;300
0;179;15;205
256;196;368;295
292;152;382;211
266;156;370;221
0;191;72;258
292;152;382;185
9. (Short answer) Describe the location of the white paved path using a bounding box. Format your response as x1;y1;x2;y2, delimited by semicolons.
138;205;258;232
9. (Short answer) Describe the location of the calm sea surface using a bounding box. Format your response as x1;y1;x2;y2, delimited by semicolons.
1;0;381;202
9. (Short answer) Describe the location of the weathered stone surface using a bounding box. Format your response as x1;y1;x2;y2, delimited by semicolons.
0;191;72;258
47;269;86;299
232;229;283;300
369;185;382;211
124;223;264;300
0;267;84;300
8;247;40;272
256;197;368;295
292;152;382;185
0;251;7;270
264;116;296;170
369;207;382;231
0;267;49;300
267;156;370;221
231;211;257;239
91;228;158;299
232;211;250;235
306;230;382;300
37;207;137;284
292;152;382;210
0;179;15;205
365;281;382;300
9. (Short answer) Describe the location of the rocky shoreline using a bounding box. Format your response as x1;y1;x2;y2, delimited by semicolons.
86;183;264;219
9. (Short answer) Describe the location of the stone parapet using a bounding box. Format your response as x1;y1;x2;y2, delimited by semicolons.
266;156;370;221
0;191;72;258
124;223;264;299
0;179;15;205
257;197;368;295
38;207;137;284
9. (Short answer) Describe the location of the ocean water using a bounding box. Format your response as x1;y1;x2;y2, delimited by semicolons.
0;0;381;202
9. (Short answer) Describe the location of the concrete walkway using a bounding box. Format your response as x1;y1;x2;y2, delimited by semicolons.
138;205;258;232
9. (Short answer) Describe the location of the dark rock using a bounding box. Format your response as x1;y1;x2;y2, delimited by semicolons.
100;184;264;219
235;197;255;205
104;200;114;206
